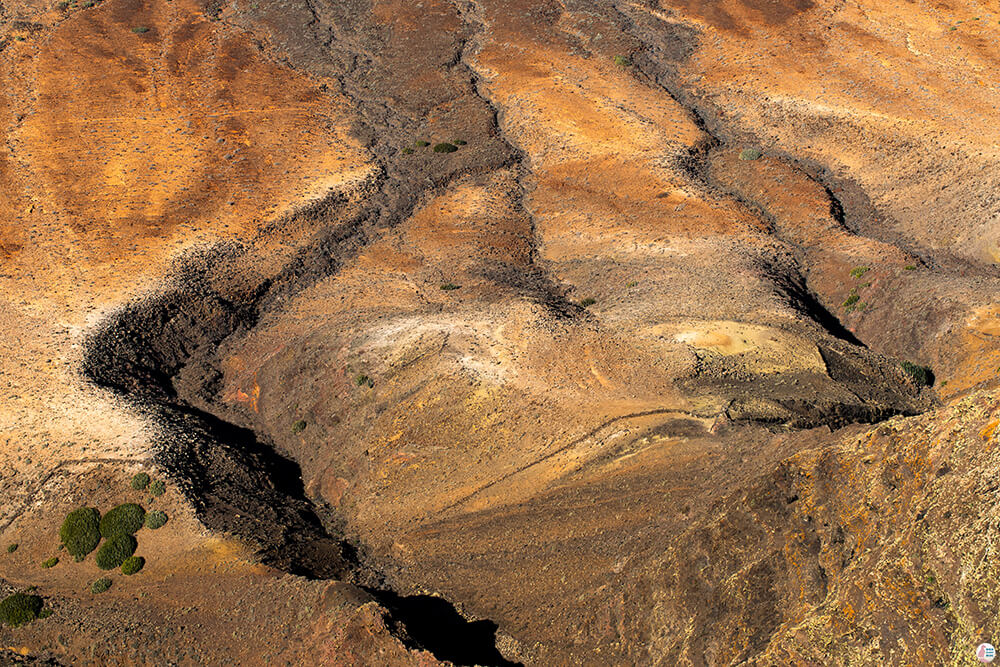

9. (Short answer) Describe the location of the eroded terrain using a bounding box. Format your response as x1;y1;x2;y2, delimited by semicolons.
1;0;998;664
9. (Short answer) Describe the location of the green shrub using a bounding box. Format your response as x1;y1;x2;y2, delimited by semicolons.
440;283;460;291
60;507;101;559
452;139;467;145
131;26;149;33
38;609;52;619
131;472;150;490
849;266;869;279
613;55;631;67
121;555;145;575
41;557;58;569
415;141;430;147
90;578;112;594
145;510;168;530
149;479;166;497
6;543;17;554
843;292;860;311
739;148;762;161
433;142;458;153
901;361;933;387
355;374;374;388
579;297;597;307
291;420;307;434
0;593;43;627
402;147;414;154
904;264;917;271
100;503;146;539
95;534;137;570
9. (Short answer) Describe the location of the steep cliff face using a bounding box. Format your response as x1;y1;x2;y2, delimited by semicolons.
1;0;998;663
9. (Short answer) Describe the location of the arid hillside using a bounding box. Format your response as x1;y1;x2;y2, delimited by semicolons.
0;0;998;664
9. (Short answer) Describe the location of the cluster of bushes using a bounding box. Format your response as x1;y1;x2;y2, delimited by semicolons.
60;497;162;576
57;474;169;592
401;138;467;155
849;266;869;279
843;266;871;313
132;471;166;497
2;471;171;627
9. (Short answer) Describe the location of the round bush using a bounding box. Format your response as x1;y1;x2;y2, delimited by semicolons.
145;510;168;530
130;472;150;490
90;578;112;594
149;480;166;497
100;503;145;539
121;555;145;575
901;361;933;387
433;142;458;153
95;534;137;570
0;593;43;627
6;543;17;553
41;557;58;569
739;147;762;161
60;507;101;559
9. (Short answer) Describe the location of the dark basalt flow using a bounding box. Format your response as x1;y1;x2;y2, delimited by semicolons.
156;402;354;580
80;261;357;579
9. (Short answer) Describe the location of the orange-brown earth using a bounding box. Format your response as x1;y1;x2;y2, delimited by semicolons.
0;0;998;664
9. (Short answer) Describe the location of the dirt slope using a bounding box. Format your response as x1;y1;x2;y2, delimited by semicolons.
1;0;998;664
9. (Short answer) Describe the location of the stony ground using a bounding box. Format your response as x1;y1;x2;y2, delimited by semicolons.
0;0;998;664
